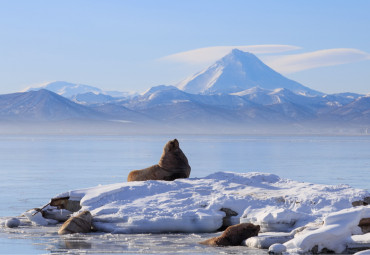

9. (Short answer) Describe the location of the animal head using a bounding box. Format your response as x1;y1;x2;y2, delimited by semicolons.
78;211;93;221
164;139;180;153
222;223;260;245
159;139;190;174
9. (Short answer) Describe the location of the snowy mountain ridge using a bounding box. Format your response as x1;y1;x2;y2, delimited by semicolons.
5;49;369;133
26;81;137;102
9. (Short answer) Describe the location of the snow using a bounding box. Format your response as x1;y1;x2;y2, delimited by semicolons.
24;209;58;226
47;172;368;236
25;81;133;99
355;249;370;255
348;233;370;250
282;206;370;253
23;171;370;253
268;243;287;253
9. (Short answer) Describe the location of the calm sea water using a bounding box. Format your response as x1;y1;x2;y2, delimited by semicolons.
0;135;369;254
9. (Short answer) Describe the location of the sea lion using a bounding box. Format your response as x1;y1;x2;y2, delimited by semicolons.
199;223;260;246
58;211;92;235
127;139;191;182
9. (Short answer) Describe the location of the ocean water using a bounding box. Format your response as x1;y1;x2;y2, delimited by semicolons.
0;135;369;254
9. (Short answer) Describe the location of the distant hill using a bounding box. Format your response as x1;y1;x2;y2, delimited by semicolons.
0;89;105;121
324;96;370;123
0;89;152;124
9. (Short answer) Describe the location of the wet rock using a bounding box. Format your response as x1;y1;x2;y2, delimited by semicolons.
218;208;238;231
58;211;92;235
359;218;370;234
50;197;81;212
353;198;370;207
311;245;335;254
5;218;20;228
199;223;260;246
353;201;369;207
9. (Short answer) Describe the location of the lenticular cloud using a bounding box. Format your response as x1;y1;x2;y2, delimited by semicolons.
162;46;370;74
256;48;370;73
161;45;301;65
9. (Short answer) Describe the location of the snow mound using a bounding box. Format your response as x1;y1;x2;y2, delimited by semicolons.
52;172;368;234
283;206;370;254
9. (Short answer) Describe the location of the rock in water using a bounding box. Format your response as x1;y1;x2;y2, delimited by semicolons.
127;139;191;181
58;211;92;235
5;218;21;228
200;223;260;246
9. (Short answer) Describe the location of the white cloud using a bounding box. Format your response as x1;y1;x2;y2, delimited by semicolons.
259;48;370;73
160;45;301;65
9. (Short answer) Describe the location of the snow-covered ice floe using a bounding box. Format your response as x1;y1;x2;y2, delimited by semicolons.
52;172;366;232
24;171;370;253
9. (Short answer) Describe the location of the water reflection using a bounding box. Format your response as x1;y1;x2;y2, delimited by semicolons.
59;237;92;249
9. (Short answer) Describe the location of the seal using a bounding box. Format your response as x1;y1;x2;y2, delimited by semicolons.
199;223;260;246
127;139;191;181
58;211;92;235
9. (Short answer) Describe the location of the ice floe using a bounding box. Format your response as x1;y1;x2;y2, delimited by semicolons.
23;171;370;253
50;172;367;233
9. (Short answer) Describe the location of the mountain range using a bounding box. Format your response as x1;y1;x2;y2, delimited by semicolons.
1;49;369;134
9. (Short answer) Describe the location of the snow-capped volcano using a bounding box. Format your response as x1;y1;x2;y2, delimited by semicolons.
177;49;322;96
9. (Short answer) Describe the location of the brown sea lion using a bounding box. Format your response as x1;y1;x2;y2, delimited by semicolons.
58;211;92;235
127;139;191;182
199;223;260;246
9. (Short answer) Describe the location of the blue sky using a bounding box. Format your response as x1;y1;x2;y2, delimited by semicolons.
0;0;369;94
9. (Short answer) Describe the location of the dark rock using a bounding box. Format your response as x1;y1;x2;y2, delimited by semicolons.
218;208;238;231
352;197;370;207
311;245;335;254
353;201;368;207
50;197;81;212
359;218;370;233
